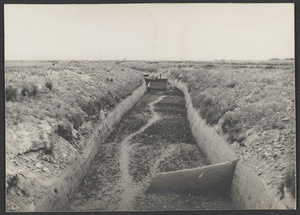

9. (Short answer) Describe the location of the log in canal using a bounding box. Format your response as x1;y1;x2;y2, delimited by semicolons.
62;83;236;211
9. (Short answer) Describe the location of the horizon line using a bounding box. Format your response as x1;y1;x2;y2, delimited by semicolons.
4;58;295;62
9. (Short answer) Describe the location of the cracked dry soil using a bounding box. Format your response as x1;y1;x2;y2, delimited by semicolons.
63;87;235;211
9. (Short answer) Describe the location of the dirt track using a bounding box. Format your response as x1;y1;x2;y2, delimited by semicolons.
63;86;235;211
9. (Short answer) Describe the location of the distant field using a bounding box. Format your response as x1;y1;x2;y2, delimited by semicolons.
5;60;144;163
168;60;295;138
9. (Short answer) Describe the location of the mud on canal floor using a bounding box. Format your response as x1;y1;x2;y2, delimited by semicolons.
63;86;236;211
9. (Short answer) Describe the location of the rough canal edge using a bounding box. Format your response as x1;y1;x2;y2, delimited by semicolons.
23;81;147;212
169;79;294;209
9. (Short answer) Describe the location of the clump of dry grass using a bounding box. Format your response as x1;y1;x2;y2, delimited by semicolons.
284;165;296;198
56;121;73;142
66;112;84;130
45;80;53;91
21;84;39;97
5;85;18;101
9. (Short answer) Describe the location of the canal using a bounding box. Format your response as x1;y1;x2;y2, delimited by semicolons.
63;83;235;211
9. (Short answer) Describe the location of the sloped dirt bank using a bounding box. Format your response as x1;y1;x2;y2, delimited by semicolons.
169;79;295;209
6;81;146;212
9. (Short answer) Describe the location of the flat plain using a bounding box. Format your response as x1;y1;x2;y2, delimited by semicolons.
5;59;296;211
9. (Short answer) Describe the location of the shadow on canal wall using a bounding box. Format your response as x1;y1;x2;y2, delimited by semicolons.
29;81;147;212
169;79;291;210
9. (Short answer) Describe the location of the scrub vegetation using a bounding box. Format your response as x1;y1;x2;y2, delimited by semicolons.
5;60;144;211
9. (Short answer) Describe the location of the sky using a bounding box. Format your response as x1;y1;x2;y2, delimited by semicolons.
4;4;294;61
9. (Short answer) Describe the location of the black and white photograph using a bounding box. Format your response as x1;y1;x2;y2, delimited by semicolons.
4;3;296;212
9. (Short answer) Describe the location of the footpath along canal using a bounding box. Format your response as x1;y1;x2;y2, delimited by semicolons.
63;84;236;211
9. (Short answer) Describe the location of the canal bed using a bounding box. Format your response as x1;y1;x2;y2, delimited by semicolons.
63;85;236;211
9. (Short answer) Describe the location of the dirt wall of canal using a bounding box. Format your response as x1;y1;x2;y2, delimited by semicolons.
169;79;292;209
27;81;147;212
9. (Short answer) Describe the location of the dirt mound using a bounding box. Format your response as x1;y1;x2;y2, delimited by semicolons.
5;60;144;212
